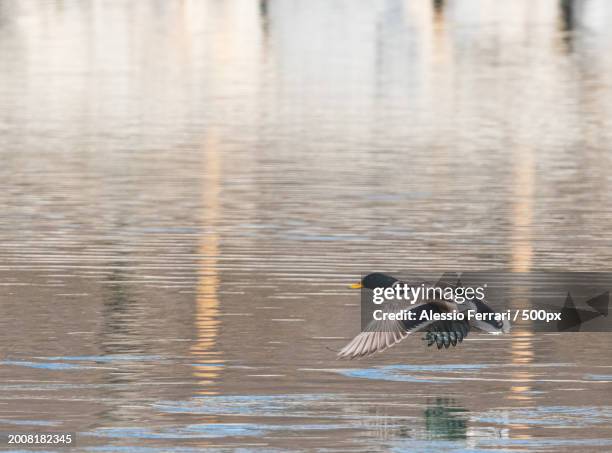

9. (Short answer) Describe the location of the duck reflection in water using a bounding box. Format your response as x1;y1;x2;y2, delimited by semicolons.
424;398;468;441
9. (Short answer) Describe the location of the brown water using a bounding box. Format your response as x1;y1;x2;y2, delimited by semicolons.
1;0;612;451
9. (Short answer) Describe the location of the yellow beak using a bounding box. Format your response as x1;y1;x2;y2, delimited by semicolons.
350;282;363;289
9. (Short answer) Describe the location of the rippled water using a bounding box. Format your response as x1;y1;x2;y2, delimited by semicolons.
1;0;612;451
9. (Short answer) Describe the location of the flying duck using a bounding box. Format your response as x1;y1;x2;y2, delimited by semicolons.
338;272;510;359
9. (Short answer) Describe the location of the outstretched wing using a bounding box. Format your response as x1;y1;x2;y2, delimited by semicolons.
337;303;443;359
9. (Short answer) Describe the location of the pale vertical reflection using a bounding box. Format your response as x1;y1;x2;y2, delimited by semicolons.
429;0;454;196
188;0;262;396
191;131;224;395
507;145;535;442
511;146;535;273
506;0;540;415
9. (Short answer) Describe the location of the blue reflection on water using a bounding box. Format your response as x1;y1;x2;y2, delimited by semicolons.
473;406;612;427
86;422;351;440
584;374;612;382
1;355;164;370
155;394;328;416
389;438;612;453
0;360;93;370
87;447;280;453
87;448;204;453
0;418;59;426
41;355;163;362
337;364;491;383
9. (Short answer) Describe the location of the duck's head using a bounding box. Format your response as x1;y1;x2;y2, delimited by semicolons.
350;273;398;290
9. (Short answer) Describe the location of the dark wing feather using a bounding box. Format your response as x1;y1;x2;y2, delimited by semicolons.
422;319;470;349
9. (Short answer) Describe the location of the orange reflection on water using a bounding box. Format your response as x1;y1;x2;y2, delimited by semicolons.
507;144;535;439
191;132;224;395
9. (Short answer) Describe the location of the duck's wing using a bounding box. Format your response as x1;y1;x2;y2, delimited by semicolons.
337;303;444;359
433;272;462;289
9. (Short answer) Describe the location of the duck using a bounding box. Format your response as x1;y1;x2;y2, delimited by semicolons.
338;272;510;359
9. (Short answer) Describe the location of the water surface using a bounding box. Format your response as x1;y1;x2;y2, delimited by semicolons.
1;0;612;451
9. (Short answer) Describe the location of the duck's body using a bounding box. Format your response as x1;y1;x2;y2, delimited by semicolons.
338;273;509;359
